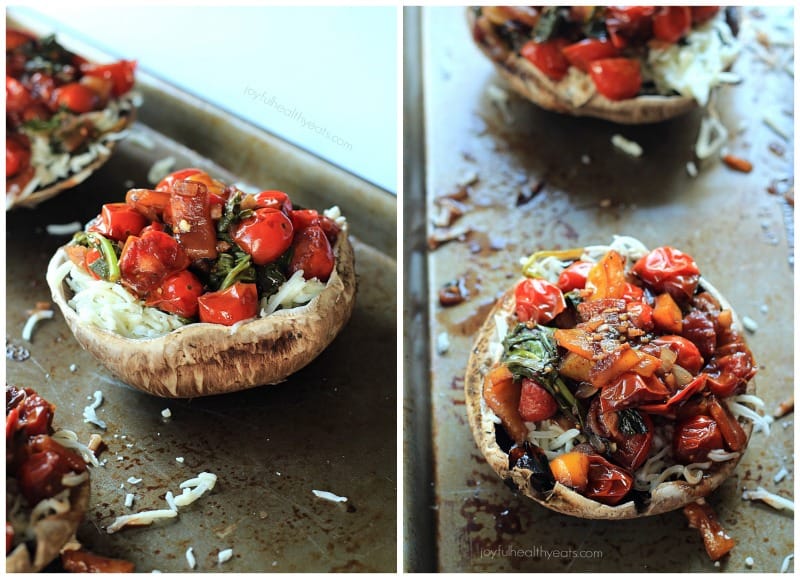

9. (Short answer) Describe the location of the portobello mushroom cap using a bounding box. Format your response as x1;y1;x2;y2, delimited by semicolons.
47;228;357;398
465;277;755;519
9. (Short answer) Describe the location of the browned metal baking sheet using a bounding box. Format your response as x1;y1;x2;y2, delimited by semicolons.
418;6;793;572
6;24;396;573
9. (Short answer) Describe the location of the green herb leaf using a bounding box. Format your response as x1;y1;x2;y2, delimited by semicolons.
502;323;584;427
619;408;649;436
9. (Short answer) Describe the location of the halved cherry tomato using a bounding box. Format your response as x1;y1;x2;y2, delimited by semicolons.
6;29;35;51
80;74;113;104
17;451;66;504
145;270;203;318
639;373;707;416
289;209;340;244
12;391;53;439
520;39;570;81
682;310;716;358
288;225;335;281
6;76;32;112
589;58;642;101
52;82;100;113
6;135;31;178
254;190;293;214
561;38;619;73
653;6;692;43
25;434;86;474
119;229;191;296
705;350;755;397
557;260;592;292
599;372;669;413
653;335;704;374
232;208;294;266
621;282;644;302
632;246;700;301
518;378;558;422
691;6;720;25
605;6;656;49
584;453;634;506
674;414;724;464
514;278;566;324
155;168;204;193
171;180;218;260
87;203;148;242
82;60;136;97
197;282;259;326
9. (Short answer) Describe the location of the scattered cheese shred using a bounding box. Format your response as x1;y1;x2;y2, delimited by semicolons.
218;548;233;564
52;429;100;467
124;493;135;508
186;547;196;570
174;472;218;507
22;309;54;342
46;221;82;235
147;156;176;185
161;408;172;419
742;486;794;512
127;477;142;485
611;134;643;157
312;489;348;503
106;509;178;534
780;554;794;573
83;390;107;430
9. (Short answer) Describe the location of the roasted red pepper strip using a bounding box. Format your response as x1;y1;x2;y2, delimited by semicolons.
683;500;736;561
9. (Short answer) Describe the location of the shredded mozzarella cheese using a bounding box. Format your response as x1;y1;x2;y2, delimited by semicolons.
648;14;740;105
218;548;233;564
106;508;178;534
83;390;107;429
742;487;794;512
312;490;348;503
186;547;197;569
52;429;100;467
22;309;54;342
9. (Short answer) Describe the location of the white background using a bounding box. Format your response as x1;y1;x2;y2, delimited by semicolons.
9;6;398;193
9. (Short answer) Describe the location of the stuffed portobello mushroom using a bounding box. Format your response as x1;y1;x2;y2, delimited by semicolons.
465;237;767;521
47;169;356;398
467;6;740;124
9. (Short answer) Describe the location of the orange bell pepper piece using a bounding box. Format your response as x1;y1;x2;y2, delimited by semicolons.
586;250;626;301
683;500;736;561
653;292;683;333
554;328;595;359
589;343;642;388
483;365;528;443
549;451;590;492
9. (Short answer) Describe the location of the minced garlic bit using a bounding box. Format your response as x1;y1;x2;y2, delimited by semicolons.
611;134;643;158
312;489;348;503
